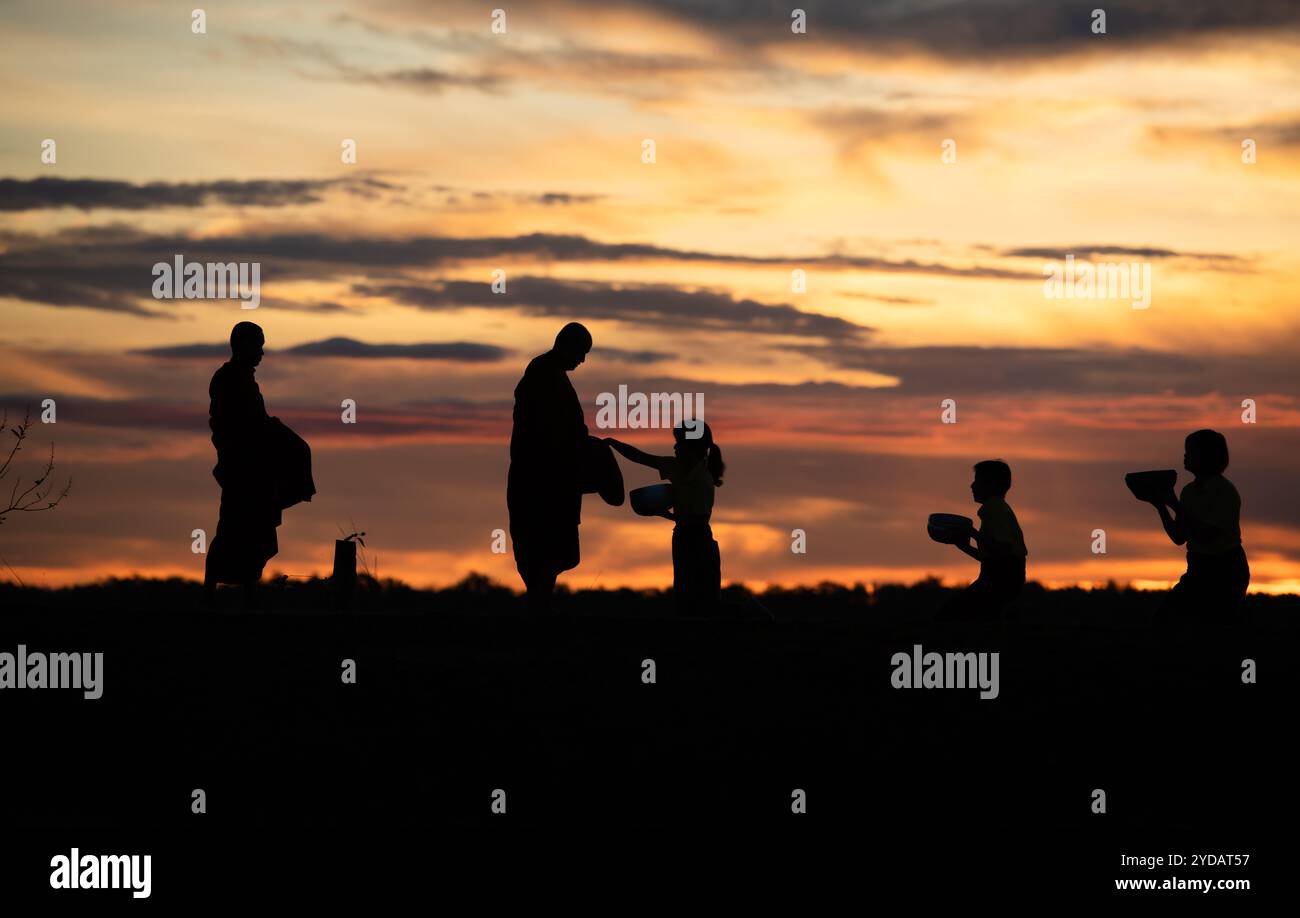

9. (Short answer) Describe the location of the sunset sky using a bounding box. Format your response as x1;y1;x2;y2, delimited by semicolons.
2;0;1298;593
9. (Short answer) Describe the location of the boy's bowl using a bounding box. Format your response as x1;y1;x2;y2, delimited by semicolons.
1125;469;1177;502
630;483;674;517
927;513;973;544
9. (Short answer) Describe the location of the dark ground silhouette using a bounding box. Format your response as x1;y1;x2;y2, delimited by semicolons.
5;576;1295;866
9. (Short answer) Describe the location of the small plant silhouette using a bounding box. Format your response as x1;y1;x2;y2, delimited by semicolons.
337;521;373;580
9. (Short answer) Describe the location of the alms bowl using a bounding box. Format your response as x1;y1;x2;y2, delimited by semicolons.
1125;469;1177;502
927;513;973;544
630;483;674;517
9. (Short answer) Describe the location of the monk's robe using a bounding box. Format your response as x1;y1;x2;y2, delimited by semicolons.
205;361;316;585
507;350;588;578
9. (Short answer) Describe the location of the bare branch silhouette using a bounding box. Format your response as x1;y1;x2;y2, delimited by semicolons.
0;406;72;525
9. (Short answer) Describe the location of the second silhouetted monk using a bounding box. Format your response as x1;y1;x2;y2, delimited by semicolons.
204;321;315;606
507;323;594;611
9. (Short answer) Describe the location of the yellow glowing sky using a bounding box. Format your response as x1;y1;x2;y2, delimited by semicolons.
2;0;1298;592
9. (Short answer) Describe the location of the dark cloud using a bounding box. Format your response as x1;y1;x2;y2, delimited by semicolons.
311;17;749;99
777;341;1300;396
0;224;1033;315
238;32;506;96
131;343;230;359
135;337;511;362
348;66;506;94
284;338;509;361
0;225;848;270
0;395;208;433
532;192;606;206
0;176;610;217
0;261;170;317
0;391;512;441
354;276;871;339
1002;244;1250;267
809;106;973;156
837;291;934;306
782;343;1192;394
1212;117;1300;147
463;189;607;207
584;0;1300;59
337;2;1300;70
594;346;675;364
0;176;398;212
283;301;357;314
1147;115;1300;152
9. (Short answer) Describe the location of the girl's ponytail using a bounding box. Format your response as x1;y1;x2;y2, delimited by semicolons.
675;421;725;486
707;442;725;487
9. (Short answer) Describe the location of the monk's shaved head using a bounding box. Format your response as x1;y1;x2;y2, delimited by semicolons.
230;321;265;366
555;322;591;353
231;321;264;349
553;322;592;370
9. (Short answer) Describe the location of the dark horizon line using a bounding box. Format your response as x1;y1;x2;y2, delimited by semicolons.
4;572;1295;598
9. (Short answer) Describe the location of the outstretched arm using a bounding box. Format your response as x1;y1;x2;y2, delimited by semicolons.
604;437;668;470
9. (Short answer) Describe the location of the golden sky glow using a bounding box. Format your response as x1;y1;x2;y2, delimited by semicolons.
2;0;1298;592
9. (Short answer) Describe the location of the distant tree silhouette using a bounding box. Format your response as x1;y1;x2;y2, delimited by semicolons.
0;405;71;526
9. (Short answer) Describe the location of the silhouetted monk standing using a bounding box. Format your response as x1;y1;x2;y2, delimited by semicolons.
204;322;315;605
508;323;593;611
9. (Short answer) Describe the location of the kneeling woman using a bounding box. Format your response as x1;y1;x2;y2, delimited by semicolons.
606;423;725;616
